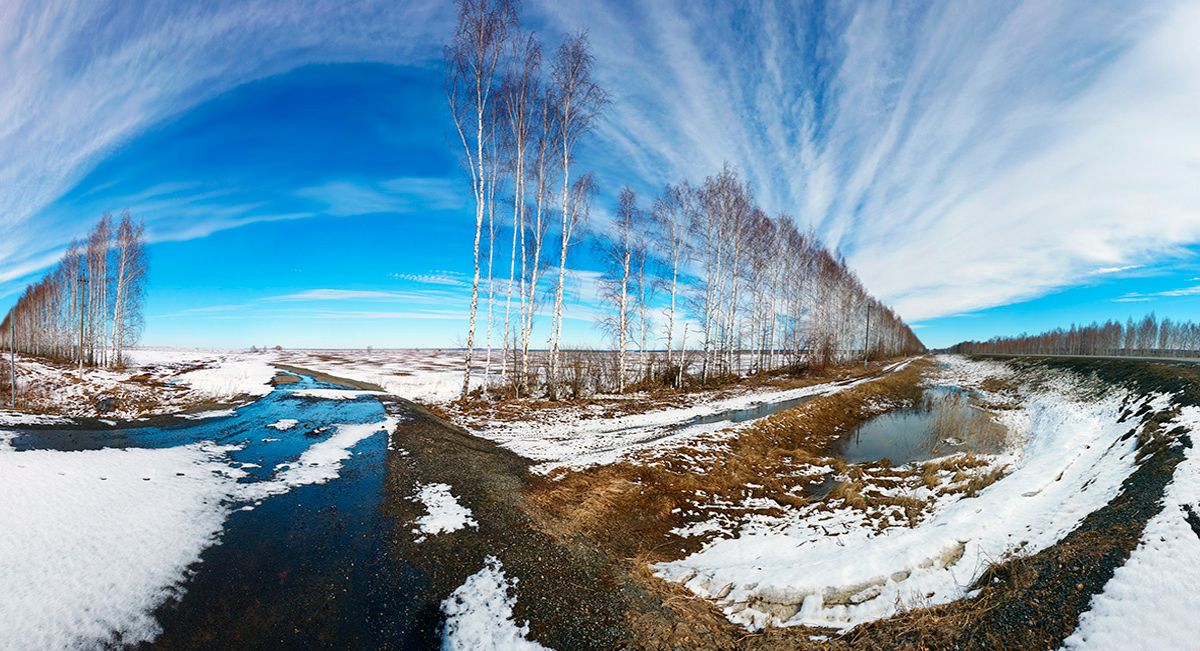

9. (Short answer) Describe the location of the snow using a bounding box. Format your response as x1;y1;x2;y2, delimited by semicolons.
656;357;1144;631
440;556;550;651
0;437;243;649
178;408;237;420
0;411;73;426
412;483;478;542
1061;406;1200;651
267;418;299;430
272;348;477;403
174;354;277;398
476;359;912;473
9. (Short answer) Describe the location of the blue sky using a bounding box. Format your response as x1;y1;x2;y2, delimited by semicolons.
2;0;1200;350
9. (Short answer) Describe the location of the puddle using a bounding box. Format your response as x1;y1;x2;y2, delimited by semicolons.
682;395;818;428
839;387;998;465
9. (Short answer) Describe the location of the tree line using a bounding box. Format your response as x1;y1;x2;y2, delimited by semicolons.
0;211;149;370
444;0;923;400
948;313;1200;358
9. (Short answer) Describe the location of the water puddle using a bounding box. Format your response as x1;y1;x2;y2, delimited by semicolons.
839;387;1001;465
682;395;818;428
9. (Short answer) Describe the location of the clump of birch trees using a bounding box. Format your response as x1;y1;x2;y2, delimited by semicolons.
0;211;149;370
445;0;922;401
446;0;606;400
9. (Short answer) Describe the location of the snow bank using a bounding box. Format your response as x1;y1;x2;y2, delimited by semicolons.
0;411;73;427
1062;406;1200;651
657;358;1143;631
0;437;242;649
174;355;277;398
441;556;550;650
412;483;478;542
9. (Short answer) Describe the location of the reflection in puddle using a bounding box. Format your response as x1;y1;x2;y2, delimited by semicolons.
840;387;1001;465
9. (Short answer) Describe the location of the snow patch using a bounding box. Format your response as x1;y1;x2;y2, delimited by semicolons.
240;417;399;502
0;411;73;427
412;483;478;542
288;388;382;400
441;556;550;650
178;408;236;420
266;418;299;431
0;439;242;648
175;355;276;398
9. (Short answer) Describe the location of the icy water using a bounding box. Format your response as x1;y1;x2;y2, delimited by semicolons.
7;374;431;647
839;387;979;465
682;395;818;428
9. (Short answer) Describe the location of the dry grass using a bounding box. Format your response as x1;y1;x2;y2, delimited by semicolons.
522;357;939;561
925;392;1009;456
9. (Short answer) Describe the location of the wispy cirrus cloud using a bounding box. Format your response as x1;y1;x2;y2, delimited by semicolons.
531;0;1200;323
1114;285;1200;303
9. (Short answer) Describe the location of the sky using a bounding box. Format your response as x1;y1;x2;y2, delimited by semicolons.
2;0;1200;350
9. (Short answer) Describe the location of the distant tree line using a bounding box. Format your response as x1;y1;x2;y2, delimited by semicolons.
445;0;923;400
949;313;1200;358
0;211;148;369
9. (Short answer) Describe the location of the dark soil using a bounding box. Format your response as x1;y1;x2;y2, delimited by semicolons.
378;395;668;650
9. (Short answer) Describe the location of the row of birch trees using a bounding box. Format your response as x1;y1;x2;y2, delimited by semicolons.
0;211;149;369
951;313;1200;357
444;0;923;400
594;168;925;392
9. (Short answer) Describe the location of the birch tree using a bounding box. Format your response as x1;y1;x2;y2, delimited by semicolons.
547;31;606;399
597;187;640;393
445;0;515;401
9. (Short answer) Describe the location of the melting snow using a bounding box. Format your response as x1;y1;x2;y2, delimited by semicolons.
0;437;243;648
441;556;550;650
657;356;1145;631
1061;406;1200;651
412;483;478;542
